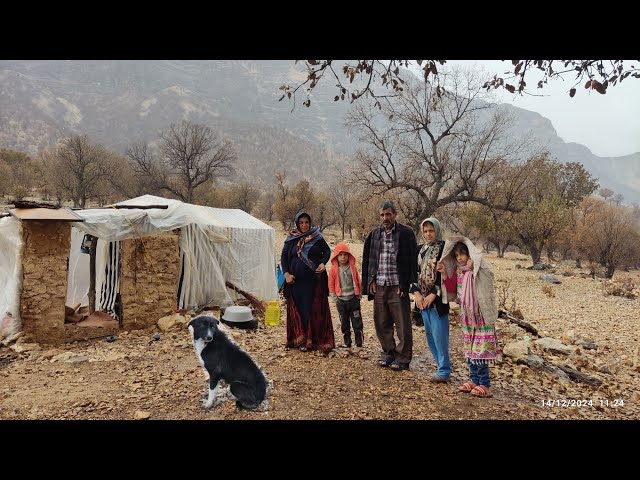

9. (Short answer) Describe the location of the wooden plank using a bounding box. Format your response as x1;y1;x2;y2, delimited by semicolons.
105;204;169;210
8;207;85;222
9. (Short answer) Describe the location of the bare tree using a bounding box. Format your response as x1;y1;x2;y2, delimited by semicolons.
128;121;236;203
160;121;236;203
255;190;276;222
612;193;624;205
274;172;295;229
349;191;384;241
273;175;329;231
327;178;358;239
41;135;118;208
124;142;167;197
227;182;260;214
345;68;531;227
313;191;338;232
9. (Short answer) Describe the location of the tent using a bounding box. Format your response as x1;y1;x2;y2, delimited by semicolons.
0;215;23;337
67;194;278;315
1;195;278;339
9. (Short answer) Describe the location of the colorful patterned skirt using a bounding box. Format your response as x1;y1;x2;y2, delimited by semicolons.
459;312;501;364
285;272;335;352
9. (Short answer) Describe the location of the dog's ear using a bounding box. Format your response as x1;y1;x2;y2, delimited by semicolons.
187;315;205;328
187;315;202;327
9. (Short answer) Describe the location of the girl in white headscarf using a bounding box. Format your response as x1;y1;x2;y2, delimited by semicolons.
439;237;501;398
411;217;456;383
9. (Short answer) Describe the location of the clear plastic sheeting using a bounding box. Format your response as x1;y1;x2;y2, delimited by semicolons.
67;228;119;316
70;195;278;310
0;216;23;336
66;226;91;307
178;223;233;309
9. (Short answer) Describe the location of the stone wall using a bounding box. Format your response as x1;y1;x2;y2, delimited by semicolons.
120;233;180;330
20;221;70;344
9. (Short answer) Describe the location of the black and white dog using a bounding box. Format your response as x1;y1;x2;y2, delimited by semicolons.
188;314;268;410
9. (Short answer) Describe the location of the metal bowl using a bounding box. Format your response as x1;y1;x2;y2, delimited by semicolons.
221;305;257;329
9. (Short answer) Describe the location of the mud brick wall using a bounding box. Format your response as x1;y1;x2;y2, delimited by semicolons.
120;234;180;330
20;221;70;344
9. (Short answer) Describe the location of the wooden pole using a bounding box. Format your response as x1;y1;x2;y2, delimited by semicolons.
88;236;98;314
225;281;266;313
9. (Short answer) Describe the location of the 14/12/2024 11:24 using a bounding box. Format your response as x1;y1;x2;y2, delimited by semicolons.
540;399;624;408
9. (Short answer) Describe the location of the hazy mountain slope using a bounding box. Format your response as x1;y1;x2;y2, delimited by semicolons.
0;60;637;201
500;104;640;202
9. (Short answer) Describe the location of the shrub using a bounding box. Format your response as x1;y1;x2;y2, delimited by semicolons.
603;279;638;299
542;284;555;298
496;277;521;313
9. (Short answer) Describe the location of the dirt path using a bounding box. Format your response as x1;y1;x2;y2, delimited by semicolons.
1;239;638;420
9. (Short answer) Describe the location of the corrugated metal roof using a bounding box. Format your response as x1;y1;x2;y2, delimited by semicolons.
8;207;85;222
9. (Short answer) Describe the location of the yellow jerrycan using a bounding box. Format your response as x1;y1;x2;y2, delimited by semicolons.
264;300;280;326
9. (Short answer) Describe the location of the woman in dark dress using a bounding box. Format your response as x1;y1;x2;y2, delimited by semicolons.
281;211;335;352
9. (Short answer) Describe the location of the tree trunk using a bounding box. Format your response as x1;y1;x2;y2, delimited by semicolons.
547;248;556;262
525;242;541;265
606;262;615;278
498;310;539;336
556;365;603;386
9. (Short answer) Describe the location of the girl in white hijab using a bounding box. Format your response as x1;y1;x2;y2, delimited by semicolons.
439;237;501;397
411;217;456;383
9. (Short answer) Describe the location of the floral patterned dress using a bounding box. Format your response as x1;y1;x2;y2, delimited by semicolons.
456;268;500;364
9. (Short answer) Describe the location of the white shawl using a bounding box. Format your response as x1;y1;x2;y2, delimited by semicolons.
439;236;498;326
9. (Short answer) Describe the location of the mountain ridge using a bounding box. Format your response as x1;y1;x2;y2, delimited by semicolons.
1;60;638;202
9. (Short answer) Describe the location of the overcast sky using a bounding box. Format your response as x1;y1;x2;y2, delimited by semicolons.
419;60;640;158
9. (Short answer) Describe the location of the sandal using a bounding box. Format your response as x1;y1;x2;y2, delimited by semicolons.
378;357;394;368
470;385;493;398
354;347;368;359
298;346;308;352
389;361;409;371
458;380;477;393
339;348;352;358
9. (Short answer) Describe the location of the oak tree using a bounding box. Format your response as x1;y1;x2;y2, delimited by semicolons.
281;60;639;108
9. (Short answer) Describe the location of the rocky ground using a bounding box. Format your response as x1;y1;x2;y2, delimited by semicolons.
1;232;639;420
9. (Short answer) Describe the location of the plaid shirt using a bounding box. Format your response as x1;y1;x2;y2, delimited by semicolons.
376;224;400;286
362;220;417;299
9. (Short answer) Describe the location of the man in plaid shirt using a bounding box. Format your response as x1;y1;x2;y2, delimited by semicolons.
362;201;418;371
